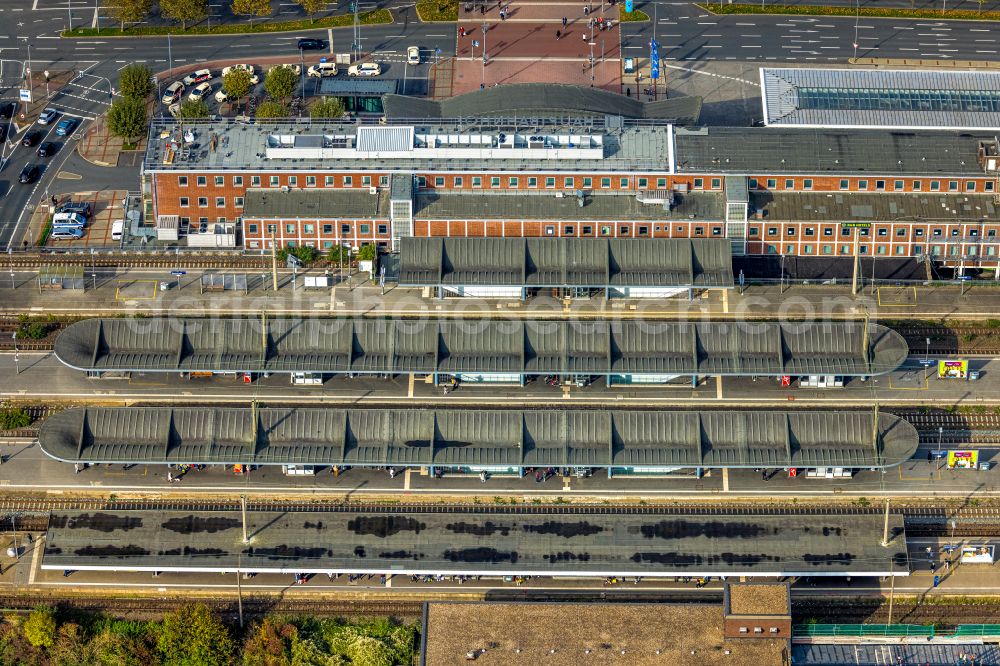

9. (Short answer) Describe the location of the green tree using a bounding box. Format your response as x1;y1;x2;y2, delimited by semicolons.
242;618;296;666
91;629;159;666
309;96;344;119
107;97;149;141
264;65;298;101
295;0;327;22
290;638;343;666
160;0;208;29
118;63;154;100
345;636;393;666
255;100;287;119
23;607;57;649
230;0;271;25
157;603;234;666
105;0;153;29
50;622;94;666
356;243;377;262
16;321;51;339
177;98;211;118
222;68;253;109
0;407;32;430
278;245;319;265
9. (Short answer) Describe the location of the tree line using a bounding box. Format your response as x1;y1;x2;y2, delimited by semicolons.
104;0;330;31
5;602;416;666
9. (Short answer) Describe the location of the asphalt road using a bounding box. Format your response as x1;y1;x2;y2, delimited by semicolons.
622;1;1000;63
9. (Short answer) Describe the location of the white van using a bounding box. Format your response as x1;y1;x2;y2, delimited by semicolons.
50;227;84;240
52;212;86;228
111;219;124;241
307;62;337;78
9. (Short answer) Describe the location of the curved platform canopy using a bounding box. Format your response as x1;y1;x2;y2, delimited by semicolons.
39;407;919;470
54;318;908;377
397;237;734;289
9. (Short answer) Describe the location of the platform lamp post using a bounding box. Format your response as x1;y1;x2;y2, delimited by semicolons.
11;332;18;376
236;552;244;629
481;23;488;87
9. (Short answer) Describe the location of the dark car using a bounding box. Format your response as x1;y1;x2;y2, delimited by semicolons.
297;38;326;50
37;141;56;158
56;201;92;218
0;102;15;119
18;164;39;184
21;130;41;147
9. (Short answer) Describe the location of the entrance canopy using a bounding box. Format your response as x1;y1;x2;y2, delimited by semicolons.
39;407;919;470
54;318;908;377
397;237;734;290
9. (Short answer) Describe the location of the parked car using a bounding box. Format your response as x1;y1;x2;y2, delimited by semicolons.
307;62;338;78
21;130;41;147
52;212;87;228
18;164;39;184
348;62;381;77
269;63;302;75
297;38;326;50
214;89;230;103
182;68;213;86
37;108;58;125
50;227;84;240
54;117;76;136
0;102;16;119
162;81;185;104
56;201;92;218
188;83;212;102
36;141;56;158
407;46;421;65
222;64;259;85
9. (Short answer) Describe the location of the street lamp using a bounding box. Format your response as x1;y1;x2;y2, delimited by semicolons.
925;337;930;363
11;331;18;376
481;23;488;86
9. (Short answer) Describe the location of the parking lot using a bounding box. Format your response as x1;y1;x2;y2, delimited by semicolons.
28;189;128;250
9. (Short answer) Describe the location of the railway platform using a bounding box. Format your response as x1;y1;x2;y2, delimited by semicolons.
1;266;1000;320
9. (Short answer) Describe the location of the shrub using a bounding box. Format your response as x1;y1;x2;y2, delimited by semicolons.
23;607;57;648
0;407;32;431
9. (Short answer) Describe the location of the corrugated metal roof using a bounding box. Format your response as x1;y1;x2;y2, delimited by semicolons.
356;125;413;152
762;67;1000;130
54;318;908;377
399;238;734;288
39;407;919;469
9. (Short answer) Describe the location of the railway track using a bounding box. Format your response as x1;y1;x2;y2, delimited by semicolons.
3;254;270;270
0;593;424;618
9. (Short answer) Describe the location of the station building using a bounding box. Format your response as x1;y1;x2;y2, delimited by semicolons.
53;317;908;386
141;76;1000;268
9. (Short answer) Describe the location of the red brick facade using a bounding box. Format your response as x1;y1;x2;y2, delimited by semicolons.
150;169;1000;265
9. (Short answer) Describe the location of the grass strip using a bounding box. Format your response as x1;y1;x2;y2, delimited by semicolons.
63;10;392;37
619;6;650;21
417;0;459;21
699;2;1000;21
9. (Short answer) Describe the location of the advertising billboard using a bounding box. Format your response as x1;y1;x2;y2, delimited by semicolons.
938;360;969;379
947;450;979;469
961;545;995;564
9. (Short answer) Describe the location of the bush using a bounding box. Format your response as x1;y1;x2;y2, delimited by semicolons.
277;245;319;265
17;321;51;339
0;407;32;431
23;607;57;648
356;243;377;262
118;63;154;99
